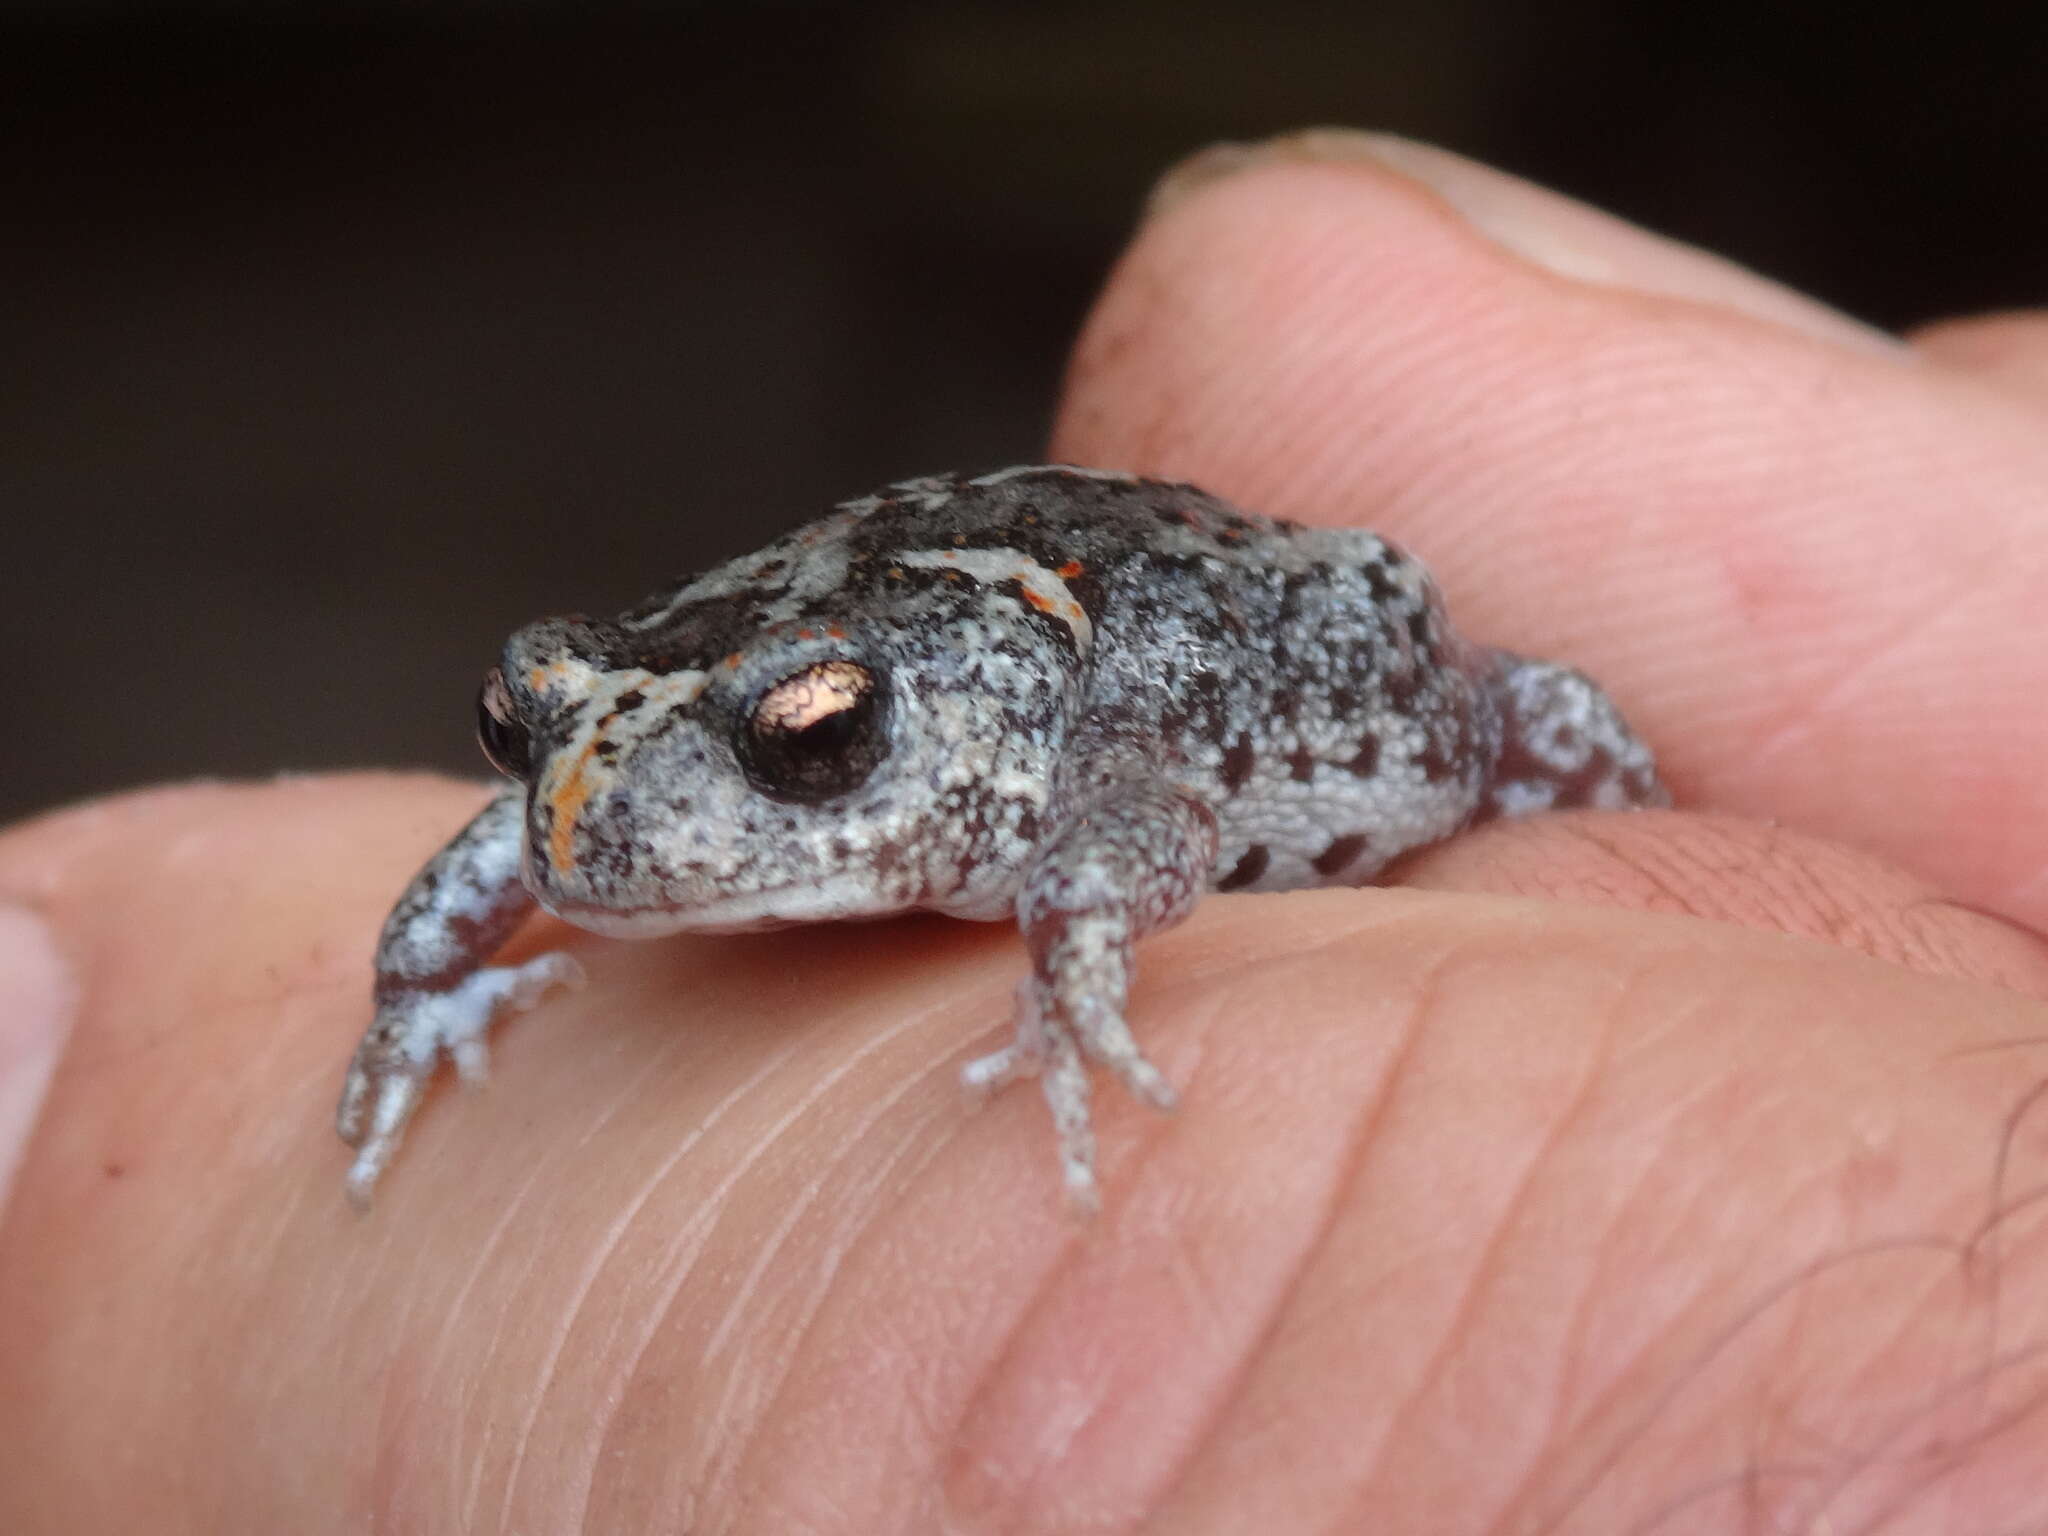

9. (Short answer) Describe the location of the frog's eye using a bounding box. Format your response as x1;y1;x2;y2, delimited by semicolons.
739;660;887;802
475;667;532;779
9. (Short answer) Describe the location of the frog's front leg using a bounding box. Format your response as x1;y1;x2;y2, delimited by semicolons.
963;754;1219;1212
335;785;583;1207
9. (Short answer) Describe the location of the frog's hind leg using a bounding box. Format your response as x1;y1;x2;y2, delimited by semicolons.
1477;650;1668;822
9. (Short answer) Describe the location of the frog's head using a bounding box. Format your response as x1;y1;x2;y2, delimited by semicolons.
481;595;1065;935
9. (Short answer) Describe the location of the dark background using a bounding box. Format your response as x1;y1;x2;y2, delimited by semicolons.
6;0;2044;820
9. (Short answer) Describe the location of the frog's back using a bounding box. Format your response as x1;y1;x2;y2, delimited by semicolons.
805;468;1496;896
821;466;1412;618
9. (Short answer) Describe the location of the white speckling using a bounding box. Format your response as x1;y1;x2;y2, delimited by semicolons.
339;465;1665;1208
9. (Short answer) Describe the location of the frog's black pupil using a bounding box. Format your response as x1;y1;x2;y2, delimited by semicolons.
740;660;887;802
475;670;531;780
792;708;857;754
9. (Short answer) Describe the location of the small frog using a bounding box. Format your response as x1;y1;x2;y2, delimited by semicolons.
338;466;1664;1209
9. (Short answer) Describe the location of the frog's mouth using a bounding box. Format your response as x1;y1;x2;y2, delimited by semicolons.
531;874;909;937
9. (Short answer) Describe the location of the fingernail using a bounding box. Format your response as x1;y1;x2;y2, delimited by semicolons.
0;904;76;1209
1146;127;1642;280
1146;128;1902;354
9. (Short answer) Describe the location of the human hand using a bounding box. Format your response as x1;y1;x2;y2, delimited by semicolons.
5;134;2048;1532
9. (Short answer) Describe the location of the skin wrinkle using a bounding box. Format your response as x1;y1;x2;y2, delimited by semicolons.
482;1034;701;1532
1873;1326;2048;1526
1484;960;1909;1527
1622;1458;1839;1536
445;1168;566;1529
364;1061;584;1534
937;1170;1100;1531
1795;1345;2048;1531
1898;899;1998;992
698;1033;972;1522
1490;967;1795;1524
1527;1235;1972;1536
1494;816;2048;999
566;1038;813;1526
594;992;960;1531
1508;1015;1739;1530
1136;941;1439;1536
1721;837;1905;967
1679;1165;1925;1490
438;1154;558;1530
726;1061;984;1536
1555;820;1701;915
1766;1221;1985;1482
1144;915;1732;1532
1334;951;1626;1535
699;998;957;1365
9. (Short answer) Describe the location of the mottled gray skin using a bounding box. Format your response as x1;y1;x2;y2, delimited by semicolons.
338;465;1665;1208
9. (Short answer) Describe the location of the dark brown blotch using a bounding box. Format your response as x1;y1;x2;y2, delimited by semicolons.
1218;844;1269;891
1406;609;1433;653
1382;663;1424;712
1313;832;1370;877
1220;733;1257;793
1416;735;1459;783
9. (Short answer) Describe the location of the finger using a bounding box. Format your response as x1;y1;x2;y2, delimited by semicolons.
1151;132;1901;357
1054;132;2048;932
1913;310;2048;409
6;779;2048;1530
1398;809;2048;1002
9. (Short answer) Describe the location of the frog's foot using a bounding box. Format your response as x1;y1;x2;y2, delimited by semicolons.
336;951;584;1208
962;974;1177;1215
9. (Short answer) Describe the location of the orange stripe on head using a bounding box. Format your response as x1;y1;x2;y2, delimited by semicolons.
546;741;602;876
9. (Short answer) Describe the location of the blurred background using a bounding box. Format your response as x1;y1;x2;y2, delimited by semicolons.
5;0;2043;819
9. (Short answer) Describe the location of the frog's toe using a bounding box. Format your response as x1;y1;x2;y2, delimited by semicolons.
1108;1054;1178;1113
335;1050;372;1146
1039;1023;1102;1215
1066;994;1178;1112
961;975;1051;1098
961;1042;1035;1096
334;951;584;1206
342;1068;428;1209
